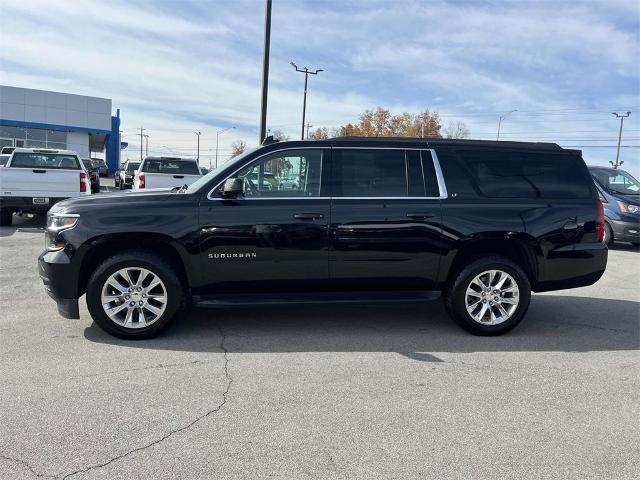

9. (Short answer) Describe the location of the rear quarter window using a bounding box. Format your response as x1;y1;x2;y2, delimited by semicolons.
459;150;593;199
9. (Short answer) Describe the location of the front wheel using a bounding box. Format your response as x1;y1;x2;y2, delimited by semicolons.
603;223;614;247
86;251;185;339
445;256;531;336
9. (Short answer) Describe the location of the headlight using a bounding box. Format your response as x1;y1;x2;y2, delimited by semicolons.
617;201;640;214
47;213;80;232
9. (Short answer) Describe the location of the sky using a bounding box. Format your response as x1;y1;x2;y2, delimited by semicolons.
1;0;639;176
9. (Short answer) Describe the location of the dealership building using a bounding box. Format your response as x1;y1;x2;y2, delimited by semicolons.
0;85;121;173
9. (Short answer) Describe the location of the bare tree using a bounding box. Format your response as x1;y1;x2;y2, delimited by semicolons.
443;121;470;139
230;140;247;158
309;127;330;140
270;129;290;141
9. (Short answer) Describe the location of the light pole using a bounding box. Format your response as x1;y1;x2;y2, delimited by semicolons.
259;0;272;143
215;127;235;169
195;131;201;164
611;111;631;169
496;109;517;141
290;62;323;140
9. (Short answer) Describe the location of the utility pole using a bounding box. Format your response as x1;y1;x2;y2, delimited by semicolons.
215;126;235;169
138;127;146;161
142;134;149;157
305;123;312;140
496;110;517;141
195;131;201;163
290;62;323;140
259;0;272;144
611;111;631;169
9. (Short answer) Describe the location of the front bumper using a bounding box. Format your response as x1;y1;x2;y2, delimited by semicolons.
610;219;640;243
38;250;80;319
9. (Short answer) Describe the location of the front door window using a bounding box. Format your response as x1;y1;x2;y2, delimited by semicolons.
233;149;323;198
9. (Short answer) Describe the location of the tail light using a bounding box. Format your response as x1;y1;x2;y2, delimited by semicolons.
597;199;605;242
80;172;87;192
138;174;145;189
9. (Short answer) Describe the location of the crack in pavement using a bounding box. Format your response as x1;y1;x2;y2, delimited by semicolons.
0;454;54;479
60;321;232;480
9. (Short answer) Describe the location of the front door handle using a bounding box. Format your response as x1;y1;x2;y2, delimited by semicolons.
294;213;324;220
406;213;435;219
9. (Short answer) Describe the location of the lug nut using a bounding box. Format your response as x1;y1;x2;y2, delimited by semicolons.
138;300;143;306
129;302;135;307
125;294;130;299
128;288;133;292
142;294;146;298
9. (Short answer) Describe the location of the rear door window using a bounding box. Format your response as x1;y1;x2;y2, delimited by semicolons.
10;152;81;170
331;148;439;197
142;159;200;175
459;150;592;199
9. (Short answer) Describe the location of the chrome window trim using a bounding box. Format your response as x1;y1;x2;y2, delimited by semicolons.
206;145;448;201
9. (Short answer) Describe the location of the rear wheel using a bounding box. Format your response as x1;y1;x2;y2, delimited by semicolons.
445;256;531;336
86;251;184;339
0;208;13;227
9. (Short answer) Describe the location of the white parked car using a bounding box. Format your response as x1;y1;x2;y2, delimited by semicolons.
133;156;202;190
0;148;91;226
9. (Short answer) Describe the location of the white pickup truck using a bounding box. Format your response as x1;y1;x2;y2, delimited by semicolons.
133;156;203;190
0;148;91;226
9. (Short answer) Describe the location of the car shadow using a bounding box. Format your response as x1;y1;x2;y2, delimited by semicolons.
610;242;640;252
84;295;640;361
0;215;46;237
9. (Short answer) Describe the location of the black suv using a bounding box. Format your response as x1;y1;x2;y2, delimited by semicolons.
38;138;607;339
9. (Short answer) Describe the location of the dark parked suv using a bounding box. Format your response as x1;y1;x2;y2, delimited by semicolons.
38;138;607;339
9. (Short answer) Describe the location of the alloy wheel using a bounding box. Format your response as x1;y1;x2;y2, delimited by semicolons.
464;269;520;325
100;267;167;328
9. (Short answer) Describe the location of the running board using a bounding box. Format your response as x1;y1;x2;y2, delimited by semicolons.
193;290;441;308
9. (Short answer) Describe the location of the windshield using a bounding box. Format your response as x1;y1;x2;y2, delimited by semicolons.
185;147;259;194
125;162;140;172
592;169;640;195
10;152;81;170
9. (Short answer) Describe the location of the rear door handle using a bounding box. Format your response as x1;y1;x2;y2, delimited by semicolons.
33;169;46;173
294;213;324;220
173;175;184;179
406;213;435;219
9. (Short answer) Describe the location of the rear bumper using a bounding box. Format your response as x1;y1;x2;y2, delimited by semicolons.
534;242;608;292
38;250;80;319
1;196;67;214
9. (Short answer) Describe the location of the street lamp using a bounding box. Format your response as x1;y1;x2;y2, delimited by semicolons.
195;131;201;164
497;109;517;141
215;126;235;169
290;62;323;140
611;111;631;169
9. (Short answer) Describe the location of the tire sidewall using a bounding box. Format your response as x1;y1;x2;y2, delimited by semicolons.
86;255;182;339
604;223;614;246
450;258;531;335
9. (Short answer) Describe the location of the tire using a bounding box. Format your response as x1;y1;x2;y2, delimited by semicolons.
444;256;531;336
0;208;12;227
603;223;614;247
86;251;185;339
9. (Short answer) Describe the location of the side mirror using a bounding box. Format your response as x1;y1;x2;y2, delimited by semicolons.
221;177;243;198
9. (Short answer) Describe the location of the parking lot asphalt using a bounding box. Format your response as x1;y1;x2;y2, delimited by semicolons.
0;202;639;479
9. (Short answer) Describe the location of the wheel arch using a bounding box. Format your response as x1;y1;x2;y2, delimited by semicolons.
441;233;541;290
77;233;195;297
